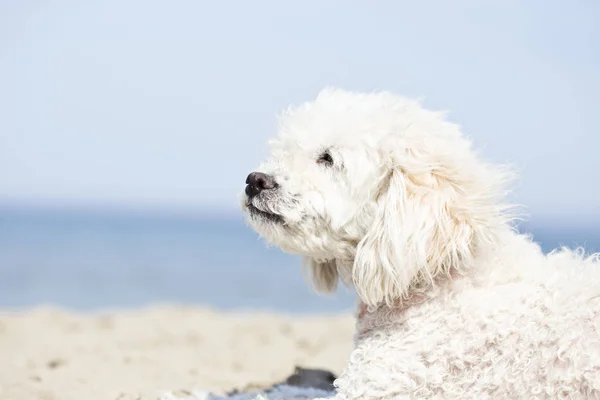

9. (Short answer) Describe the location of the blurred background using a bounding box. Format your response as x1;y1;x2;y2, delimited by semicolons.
0;0;598;314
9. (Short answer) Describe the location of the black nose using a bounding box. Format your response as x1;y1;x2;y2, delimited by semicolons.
245;172;278;197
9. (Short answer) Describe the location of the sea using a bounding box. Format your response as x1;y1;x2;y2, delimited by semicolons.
0;207;598;314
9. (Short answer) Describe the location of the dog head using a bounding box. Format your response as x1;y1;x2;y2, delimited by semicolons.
242;88;514;306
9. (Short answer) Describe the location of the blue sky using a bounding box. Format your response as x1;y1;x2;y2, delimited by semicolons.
1;1;598;221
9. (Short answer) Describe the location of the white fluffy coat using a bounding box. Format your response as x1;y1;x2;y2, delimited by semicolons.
242;88;600;399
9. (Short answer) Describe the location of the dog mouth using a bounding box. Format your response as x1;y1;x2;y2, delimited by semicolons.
246;202;284;224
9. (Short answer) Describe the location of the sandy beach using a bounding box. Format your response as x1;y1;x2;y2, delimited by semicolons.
0;306;354;400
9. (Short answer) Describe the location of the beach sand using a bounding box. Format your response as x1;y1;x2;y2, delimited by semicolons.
0;306;355;400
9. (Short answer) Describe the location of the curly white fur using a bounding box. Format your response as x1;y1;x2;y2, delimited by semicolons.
241;88;600;399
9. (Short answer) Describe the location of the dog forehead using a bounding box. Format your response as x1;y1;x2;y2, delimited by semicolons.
267;88;470;173
274;89;428;149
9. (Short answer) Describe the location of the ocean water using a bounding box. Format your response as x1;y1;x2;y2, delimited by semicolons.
0;208;598;314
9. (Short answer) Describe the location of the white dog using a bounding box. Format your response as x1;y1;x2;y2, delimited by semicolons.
241;88;600;399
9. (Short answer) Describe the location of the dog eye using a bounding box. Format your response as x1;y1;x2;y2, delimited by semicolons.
317;151;334;166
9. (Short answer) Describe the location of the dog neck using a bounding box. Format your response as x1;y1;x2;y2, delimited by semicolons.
355;267;466;336
354;227;532;336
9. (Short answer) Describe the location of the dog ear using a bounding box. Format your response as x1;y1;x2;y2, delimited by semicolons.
302;257;339;293
352;167;476;307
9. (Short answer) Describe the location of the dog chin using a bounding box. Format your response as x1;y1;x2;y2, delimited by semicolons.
245;202;284;225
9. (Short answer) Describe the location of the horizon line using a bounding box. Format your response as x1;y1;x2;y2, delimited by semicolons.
0;200;599;228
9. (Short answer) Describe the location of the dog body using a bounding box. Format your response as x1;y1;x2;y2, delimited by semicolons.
242;88;600;399
344;230;600;399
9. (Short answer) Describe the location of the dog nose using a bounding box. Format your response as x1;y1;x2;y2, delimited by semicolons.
245;172;278;197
